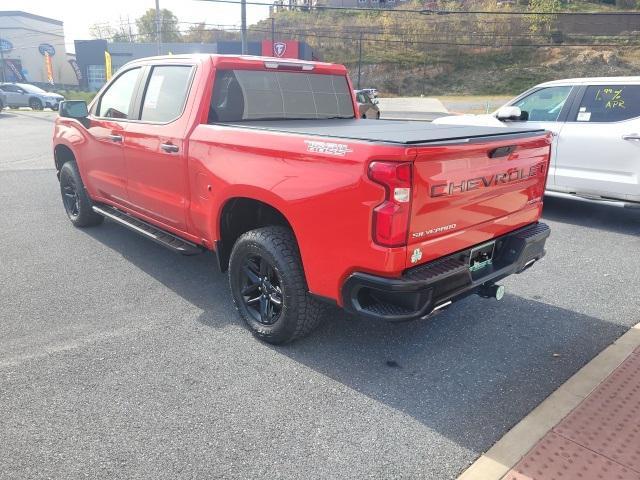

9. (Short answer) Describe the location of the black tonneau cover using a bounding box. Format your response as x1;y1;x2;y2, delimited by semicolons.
218;119;545;145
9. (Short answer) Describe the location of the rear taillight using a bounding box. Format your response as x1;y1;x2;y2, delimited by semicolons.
368;161;412;247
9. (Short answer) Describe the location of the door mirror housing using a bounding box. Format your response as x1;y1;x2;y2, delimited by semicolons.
496;106;524;121
59;100;89;127
60;100;89;119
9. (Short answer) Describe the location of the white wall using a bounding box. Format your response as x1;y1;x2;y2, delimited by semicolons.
0;13;79;86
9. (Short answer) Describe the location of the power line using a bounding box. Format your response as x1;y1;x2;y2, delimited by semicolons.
197;0;640;15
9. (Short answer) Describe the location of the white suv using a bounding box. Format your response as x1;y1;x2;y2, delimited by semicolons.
434;77;640;207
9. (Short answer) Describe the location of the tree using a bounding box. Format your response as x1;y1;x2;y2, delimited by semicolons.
135;8;182;43
182;23;239;43
89;22;133;42
527;0;562;34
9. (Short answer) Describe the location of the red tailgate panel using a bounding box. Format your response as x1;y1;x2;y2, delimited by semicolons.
408;134;552;266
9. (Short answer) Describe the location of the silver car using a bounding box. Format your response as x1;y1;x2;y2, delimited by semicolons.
0;83;64;110
354;90;380;119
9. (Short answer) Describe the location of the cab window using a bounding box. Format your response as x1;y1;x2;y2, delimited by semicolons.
514;86;572;122
97;68;141;119
140;65;193;123
209;70;355;122
574;85;640;123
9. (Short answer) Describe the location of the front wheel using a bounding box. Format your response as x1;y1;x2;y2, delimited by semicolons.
229;226;324;344
29;98;43;110
59;161;104;227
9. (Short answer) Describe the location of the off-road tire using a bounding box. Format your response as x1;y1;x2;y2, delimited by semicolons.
59;161;104;227
229;226;324;344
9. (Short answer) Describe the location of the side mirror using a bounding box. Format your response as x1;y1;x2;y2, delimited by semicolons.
59;100;89;127
496;106;524;121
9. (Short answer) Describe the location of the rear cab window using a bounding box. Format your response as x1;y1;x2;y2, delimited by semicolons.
209;69;355;122
140;65;194;123
573;85;640;123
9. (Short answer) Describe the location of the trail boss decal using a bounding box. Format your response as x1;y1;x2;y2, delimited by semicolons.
430;162;546;197
304;140;353;156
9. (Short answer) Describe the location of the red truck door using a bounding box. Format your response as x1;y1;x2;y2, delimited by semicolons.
123;65;195;232
84;67;142;204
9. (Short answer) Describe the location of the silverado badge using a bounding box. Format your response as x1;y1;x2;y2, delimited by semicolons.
411;248;423;264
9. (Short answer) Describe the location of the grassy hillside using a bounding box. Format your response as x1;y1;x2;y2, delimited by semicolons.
252;1;640;96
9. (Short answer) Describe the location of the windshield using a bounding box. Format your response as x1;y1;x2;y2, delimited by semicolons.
209;69;355;122
20;84;48;94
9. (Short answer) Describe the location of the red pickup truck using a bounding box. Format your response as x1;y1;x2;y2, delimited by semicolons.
53;54;551;344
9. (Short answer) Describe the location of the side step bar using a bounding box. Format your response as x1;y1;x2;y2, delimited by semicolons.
92;204;203;255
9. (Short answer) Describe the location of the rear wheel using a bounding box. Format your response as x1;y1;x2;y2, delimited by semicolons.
59;162;104;227
229;226;324;344
29;98;43;110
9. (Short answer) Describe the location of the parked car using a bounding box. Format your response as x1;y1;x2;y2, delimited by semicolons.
54;54;551;344
362;88;378;98
355;89;380;119
0;83;64;110
434;77;640;207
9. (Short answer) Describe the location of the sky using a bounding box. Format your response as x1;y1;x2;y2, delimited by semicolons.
2;0;272;52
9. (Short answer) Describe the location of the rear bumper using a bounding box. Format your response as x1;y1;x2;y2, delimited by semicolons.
342;222;550;321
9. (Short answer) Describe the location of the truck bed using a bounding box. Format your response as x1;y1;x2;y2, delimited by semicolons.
218;119;545;145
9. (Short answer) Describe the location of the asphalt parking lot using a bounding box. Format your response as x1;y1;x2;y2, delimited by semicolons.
1;111;639;479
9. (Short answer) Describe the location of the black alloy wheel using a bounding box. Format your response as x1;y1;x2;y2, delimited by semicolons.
58;161;104;227
240;254;283;325
61;174;81;220
228;226;325;344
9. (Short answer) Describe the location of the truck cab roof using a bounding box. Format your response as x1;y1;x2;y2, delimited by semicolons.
124;54;346;75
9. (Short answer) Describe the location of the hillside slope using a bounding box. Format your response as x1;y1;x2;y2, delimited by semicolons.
254;2;640;95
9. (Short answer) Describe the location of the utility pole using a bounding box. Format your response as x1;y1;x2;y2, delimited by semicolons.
241;0;247;54
0;46;5;83
357;31;363;90
155;0;161;55
271;17;275;55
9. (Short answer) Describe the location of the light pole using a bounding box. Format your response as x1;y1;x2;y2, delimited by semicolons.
357;31;363;90
271;16;275;55
241;0;247;54
0;46;6;83
155;0;162;55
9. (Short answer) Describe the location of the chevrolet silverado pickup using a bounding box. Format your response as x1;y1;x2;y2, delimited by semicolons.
53;54;551;344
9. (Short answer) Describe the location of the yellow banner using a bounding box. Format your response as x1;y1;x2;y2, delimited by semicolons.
105;50;112;81
44;52;54;85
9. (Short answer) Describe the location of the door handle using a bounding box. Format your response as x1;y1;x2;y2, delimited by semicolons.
161;143;179;153
108;134;123;143
622;133;640;141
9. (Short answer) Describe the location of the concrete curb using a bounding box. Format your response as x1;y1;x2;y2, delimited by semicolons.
457;322;640;480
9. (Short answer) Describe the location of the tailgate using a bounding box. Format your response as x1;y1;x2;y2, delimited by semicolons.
407;132;552;266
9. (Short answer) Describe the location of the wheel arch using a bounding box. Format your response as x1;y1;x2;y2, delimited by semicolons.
54;143;76;177
215;196;298;272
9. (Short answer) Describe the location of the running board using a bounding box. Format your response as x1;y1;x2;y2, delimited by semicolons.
92;205;203;255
